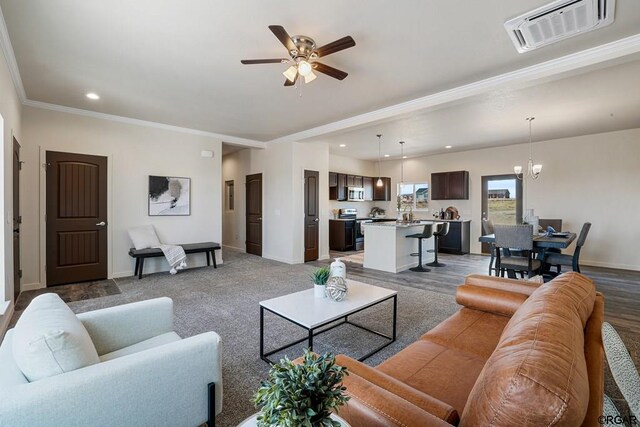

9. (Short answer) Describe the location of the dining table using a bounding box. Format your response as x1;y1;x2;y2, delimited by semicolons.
479;232;577;277
479;232;577;249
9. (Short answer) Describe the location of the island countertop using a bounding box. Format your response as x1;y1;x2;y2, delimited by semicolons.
363;220;442;229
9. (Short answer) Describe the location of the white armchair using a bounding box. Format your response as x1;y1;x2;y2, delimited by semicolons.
0;297;222;427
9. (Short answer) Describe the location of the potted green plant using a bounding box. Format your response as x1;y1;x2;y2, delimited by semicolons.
253;350;350;427
311;267;330;298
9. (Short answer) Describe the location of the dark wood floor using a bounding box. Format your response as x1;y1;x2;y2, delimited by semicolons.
313;251;640;335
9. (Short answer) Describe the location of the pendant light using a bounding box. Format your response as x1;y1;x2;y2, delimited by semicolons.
514;117;542;180
376;134;383;187
399;141;405;185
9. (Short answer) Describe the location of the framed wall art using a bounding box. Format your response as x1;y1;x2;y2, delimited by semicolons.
148;175;191;216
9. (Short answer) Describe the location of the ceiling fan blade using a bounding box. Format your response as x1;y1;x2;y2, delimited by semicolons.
241;59;288;64
313;62;348;80
269;25;296;53
284;73;298;86
315;36;356;57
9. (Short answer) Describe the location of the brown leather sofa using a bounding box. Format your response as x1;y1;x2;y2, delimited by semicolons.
335;272;604;427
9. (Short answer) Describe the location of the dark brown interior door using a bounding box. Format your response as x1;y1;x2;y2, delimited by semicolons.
13;138;21;301
246;173;262;256
46;151;108;286
304;170;319;262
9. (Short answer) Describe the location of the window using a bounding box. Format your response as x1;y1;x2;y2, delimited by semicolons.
397;182;429;211
225;180;234;211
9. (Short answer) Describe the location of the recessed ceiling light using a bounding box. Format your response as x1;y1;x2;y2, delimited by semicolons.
384;154;390;158
339;144;346;147
445;145;452;149
86;92;100;100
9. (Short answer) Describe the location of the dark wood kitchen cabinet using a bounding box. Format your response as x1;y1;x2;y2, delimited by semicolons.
346;175;363;187
329;172;338;187
437;220;471;254
363;176;373;201
329;220;354;251
329;173;347;201
430;171;469;200
373;177;391;201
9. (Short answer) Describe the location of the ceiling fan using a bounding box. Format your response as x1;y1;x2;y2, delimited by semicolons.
241;25;355;86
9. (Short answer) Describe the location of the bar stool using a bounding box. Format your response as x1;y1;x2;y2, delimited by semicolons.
406;223;434;272
427;222;450;267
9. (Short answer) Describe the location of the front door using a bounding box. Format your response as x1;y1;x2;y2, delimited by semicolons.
13;138;21;301
46;151;108;285
481;174;523;253
246;173;263;256
304;170;319;262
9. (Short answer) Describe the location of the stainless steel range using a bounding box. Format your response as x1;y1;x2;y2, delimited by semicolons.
338;208;372;251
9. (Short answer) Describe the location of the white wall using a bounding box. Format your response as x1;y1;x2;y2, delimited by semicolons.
0;46;21;307
21;106;223;286
223;142;333;264
379;128;640;270
328;154;382;218
221;142;298;263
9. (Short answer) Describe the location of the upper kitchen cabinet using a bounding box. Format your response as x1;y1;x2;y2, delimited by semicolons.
346;175;363;187
329;172;347;201
431;171;469;200
363;176;373;201
373;177;392;201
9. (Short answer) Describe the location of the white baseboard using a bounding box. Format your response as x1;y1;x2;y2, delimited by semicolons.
262;253;295;264
112;271;135;279
1;302;15;340
580;259;639;272
222;244;245;252
21;283;44;291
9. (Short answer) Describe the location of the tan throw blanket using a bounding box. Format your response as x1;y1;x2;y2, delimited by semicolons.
157;244;187;274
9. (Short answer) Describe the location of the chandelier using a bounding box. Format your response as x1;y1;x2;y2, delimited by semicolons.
514;117;542;180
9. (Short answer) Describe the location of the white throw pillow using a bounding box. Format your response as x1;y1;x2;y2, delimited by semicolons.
128;224;161;250
12;293;100;382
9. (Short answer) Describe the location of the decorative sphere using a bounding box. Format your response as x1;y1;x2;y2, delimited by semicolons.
325;276;348;301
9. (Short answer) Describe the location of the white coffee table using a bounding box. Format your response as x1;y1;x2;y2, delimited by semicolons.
259;279;397;364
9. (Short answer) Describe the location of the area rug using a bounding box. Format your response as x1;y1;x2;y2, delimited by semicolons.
61;249;460;427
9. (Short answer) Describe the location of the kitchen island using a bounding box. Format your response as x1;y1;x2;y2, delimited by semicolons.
362;221;439;273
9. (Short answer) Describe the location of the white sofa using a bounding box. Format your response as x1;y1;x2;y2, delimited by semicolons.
0;296;222;427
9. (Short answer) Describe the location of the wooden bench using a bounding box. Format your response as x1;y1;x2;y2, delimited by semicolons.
128;242;221;279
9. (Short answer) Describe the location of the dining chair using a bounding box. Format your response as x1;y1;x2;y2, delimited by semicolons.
494;224;542;278
538;218;563;232
481;218;498;276
544;222;591;274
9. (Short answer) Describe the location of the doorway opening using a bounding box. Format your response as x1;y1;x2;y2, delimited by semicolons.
481;174;523;254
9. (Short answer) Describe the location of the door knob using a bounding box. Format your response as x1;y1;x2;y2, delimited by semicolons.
314;218;319;222
96;221;107;226
257;217;262;221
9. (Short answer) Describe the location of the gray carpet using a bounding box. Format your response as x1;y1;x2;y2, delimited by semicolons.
62;249;459;427
9;249;639;425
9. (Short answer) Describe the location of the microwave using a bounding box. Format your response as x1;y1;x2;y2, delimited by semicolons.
347;187;365;202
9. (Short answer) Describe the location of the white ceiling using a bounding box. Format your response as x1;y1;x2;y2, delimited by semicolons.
2;0;640;143
308;56;640;160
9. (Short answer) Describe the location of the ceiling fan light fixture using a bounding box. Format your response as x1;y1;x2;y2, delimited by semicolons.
283;66;297;82
304;70;317;84
297;60;313;76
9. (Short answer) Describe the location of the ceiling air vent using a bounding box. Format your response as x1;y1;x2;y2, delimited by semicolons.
505;0;615;53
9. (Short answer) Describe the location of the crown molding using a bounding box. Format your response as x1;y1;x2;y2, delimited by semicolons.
22;100;266;148
270;33;640;143
0;6;26;102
